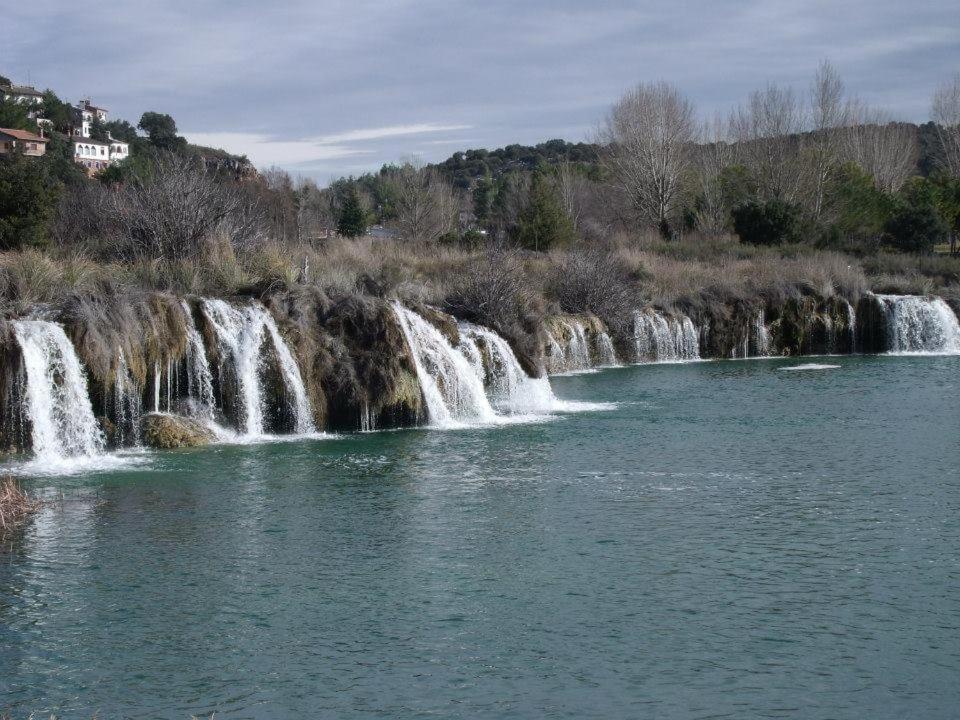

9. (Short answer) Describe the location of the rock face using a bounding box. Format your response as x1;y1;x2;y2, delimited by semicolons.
141;413;215;449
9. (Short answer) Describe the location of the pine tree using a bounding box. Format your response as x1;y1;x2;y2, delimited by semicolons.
337;188;368;238
515;173;576;251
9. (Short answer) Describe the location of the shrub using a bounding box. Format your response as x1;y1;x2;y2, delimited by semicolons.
0;476;41;538
883;204;948;254
336;188;368;238
0;154;60;251
515;173;576;251
732;200;803;246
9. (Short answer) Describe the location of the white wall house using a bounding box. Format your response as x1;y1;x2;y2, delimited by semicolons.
73;138;111;173
69;99;129;174
1;83;43;106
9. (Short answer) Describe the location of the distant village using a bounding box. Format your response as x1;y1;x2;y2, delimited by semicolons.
0;77;252;180
0;80;130;175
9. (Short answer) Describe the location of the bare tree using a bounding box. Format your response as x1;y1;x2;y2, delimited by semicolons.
295;179;336;244
730;83;807;203
601;81;697;235
555;161;592;231
391;160;459;243
692;113;737;235
808;60;851;217
110;154;248;260
843;102;918;192
932;72;960;176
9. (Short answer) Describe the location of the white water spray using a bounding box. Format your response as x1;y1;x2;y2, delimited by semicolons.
181;301;216;421
459;322;557;415
201;299;315;437
875;295;960;354
113;350;142;446
633;310;700;362
753;310;772;357
13;320;104;461
392;303;497;427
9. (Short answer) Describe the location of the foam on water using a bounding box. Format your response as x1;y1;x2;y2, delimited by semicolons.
779;363;841;371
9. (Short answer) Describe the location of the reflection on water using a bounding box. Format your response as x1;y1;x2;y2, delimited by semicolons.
2;356;959;719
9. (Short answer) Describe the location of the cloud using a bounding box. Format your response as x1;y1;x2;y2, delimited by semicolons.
4;0;958;182
315;123;472;144
185;123;473;169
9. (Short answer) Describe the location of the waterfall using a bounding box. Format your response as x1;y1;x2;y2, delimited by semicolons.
565;321;592;371
845;300;857;349
392;303;497;427
459;322;557;415
114;350;142;446
596;331;618;366
633;310;700;362
12;320;104;461
201;299;315;437
545;330;566;374
544;318;616;373
875;295;960;354
752;310;772;357
182;301;216;422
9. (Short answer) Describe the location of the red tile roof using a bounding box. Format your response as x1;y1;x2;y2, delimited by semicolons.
0;128;48;143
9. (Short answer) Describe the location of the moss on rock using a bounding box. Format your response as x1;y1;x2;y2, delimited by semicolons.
141;413;215;449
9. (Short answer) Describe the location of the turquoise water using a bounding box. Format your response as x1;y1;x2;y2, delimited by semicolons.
2;356;959;719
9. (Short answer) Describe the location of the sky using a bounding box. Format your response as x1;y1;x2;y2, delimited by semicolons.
3;0;958;183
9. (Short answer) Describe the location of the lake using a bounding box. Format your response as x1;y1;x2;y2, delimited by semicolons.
2;355;959;719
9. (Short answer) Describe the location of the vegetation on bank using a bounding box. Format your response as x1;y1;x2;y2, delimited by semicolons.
0;475;40;539
0;63;958;339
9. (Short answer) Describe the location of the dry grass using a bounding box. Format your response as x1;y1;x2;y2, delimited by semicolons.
0;233;955;325
0;475;40;538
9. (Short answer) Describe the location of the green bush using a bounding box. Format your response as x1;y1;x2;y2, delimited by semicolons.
336;189;368;238
0;154;60;250
883;204;948;254
515;173;576;251
732;200;802;246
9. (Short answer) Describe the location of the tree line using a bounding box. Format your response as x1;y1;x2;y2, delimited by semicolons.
1;64;959;262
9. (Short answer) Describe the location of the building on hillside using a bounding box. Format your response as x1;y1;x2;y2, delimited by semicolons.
72;137;113;173
68;99;129;173
1;83;43;106
0;128;48;157
70;99;109;140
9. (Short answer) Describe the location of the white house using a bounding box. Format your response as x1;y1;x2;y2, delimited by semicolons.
69;99;129;173
70;99;109;140
73;137;111;173
1;83;43;106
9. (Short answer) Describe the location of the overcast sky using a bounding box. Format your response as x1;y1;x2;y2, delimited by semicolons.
4;0;958;183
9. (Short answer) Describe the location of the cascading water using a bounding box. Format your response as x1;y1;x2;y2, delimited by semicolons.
596;331;618;366
633;310;700;362
545;331;566;374
181;301;216;422
845;300;857;349
13;320;104;461
113;350;142;446
565;321;592;371
201;299;315;437
752;310;772;357
459;323;557;415
875;295;960;354
544;318;616;373
392;303;497;427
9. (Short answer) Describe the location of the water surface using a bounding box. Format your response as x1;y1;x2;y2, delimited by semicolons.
2;356;959;719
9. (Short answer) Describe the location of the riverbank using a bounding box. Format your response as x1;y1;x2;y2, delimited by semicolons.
0;255;958;465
